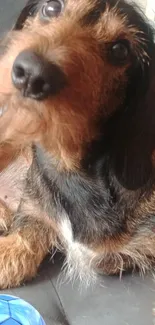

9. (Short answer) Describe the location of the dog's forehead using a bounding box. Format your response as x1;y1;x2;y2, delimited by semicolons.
14;0;151;54
17;0;144;31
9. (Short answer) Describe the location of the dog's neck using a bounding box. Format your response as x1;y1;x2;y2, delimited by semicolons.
36;99;155;193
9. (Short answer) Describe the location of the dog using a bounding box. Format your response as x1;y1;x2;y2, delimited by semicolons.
0;0;154;289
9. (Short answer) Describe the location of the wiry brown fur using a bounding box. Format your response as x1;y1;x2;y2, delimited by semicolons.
0;217;56;288
0;0;154;289
0;2;146;168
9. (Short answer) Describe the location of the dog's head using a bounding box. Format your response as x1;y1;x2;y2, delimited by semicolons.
0;0;154;172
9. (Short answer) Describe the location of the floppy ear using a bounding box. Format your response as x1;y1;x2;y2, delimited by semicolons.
108;26;155;191
14;0;39;30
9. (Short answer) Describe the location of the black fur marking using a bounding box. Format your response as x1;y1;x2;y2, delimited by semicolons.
14;0;43;30
34;145;128;243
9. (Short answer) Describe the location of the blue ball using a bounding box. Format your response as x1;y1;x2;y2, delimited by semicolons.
0;295;46;325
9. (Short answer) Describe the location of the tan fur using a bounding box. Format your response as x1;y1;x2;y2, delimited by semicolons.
0;217;56;288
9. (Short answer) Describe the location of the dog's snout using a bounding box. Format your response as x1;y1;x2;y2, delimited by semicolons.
12;50;51;100
12;50;66;100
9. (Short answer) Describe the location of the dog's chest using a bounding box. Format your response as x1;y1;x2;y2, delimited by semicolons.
35;145;129;242
59;216;102;285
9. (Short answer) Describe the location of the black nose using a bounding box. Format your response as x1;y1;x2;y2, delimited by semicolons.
12;50;66;100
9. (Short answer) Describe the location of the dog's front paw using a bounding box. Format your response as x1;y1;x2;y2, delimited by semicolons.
0;233;42;289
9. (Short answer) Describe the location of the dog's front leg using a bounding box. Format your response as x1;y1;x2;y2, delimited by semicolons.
0;203;57;289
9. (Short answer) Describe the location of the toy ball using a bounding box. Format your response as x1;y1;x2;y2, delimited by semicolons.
0;294;46;325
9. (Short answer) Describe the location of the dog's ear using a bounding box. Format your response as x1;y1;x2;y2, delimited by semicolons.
14;0;39;30
109;26;155;191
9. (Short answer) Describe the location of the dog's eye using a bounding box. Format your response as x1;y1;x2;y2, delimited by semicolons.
110;40;130;64
41;0;63;19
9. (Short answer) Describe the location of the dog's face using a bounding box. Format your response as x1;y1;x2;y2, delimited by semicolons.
0;0;154;169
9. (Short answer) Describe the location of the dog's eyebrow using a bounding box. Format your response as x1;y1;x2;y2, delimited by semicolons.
81;0;106;25
14;0;42;30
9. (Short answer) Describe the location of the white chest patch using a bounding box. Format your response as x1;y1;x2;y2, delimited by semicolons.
59;216;101;287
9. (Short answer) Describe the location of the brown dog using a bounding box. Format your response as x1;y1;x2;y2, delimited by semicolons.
0;0;155;289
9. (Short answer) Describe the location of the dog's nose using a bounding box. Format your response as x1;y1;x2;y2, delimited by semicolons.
12;50;65;100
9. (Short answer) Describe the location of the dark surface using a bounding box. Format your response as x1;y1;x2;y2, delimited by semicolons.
2;255;155;325
0;1;155;324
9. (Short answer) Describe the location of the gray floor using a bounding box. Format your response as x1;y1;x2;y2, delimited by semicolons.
1;1;155;324
2;256;155;325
